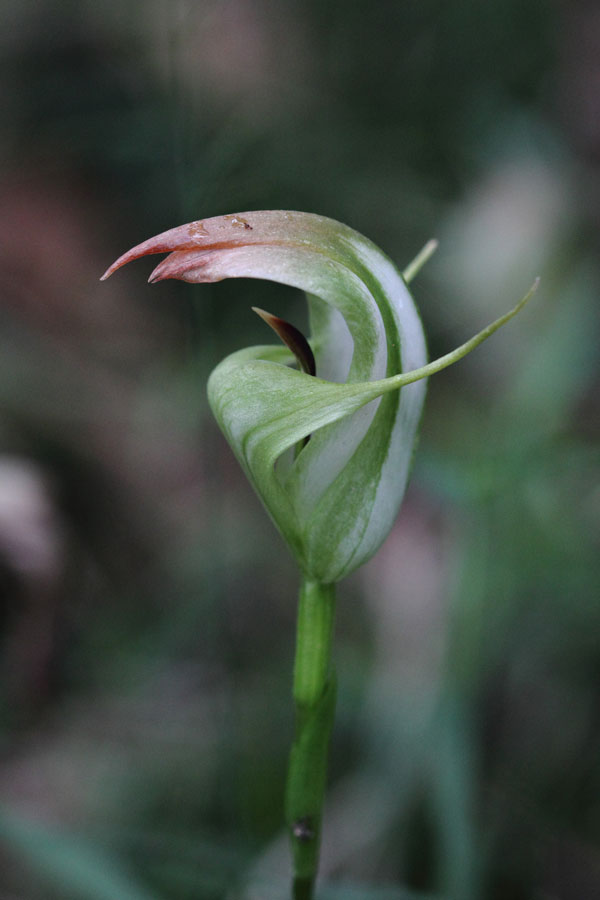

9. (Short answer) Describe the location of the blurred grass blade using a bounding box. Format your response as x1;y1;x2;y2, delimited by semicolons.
0;808;159;900
318;884;438;899
233;876;438;899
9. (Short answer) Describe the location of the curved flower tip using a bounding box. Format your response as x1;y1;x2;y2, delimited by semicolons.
99;212;287;282
100;210;537;583
100;213;257;281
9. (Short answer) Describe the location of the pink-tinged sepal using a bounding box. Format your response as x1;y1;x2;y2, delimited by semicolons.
101;210;536;582
100;214;258;281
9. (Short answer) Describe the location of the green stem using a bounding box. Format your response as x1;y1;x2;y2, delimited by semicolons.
285;578;337;900
402;237;439;283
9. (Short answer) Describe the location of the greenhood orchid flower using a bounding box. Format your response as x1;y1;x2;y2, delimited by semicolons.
102;210;536;585
102;210;537;898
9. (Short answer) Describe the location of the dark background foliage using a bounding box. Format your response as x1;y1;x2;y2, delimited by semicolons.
0;2;598;898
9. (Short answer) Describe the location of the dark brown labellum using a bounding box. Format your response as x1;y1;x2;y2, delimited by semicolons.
252;307;316;377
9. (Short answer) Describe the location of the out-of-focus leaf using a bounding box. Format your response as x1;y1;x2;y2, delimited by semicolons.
0;808;159;900
231;875;437;900
318;884;438;899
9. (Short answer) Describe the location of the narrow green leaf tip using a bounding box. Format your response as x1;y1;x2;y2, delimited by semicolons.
375;276;540;394
402;238;439;283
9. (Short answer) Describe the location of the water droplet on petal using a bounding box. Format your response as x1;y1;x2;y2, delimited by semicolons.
224;214;252;230
188;221;208;238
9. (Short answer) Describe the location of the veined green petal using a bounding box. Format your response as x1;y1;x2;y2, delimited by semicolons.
179;212;427;581
102;211;537;583
209;273;537;582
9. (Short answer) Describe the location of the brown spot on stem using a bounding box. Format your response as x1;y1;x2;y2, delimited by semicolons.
292;817;315;842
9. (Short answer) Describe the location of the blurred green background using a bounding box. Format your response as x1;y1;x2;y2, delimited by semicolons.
0;1;598;898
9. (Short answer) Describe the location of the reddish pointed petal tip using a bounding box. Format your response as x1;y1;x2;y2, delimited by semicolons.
99;214;265;282
146;250;212;284
100;246;151;281
99;261;119;281
99;240;172;281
